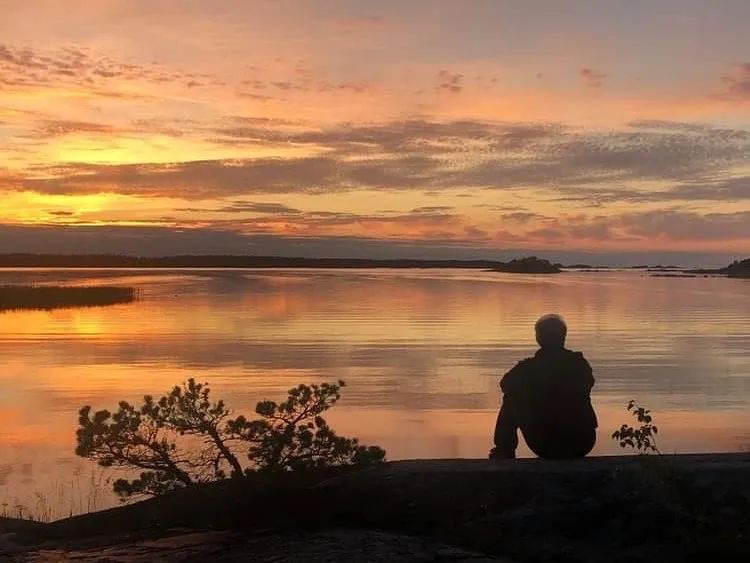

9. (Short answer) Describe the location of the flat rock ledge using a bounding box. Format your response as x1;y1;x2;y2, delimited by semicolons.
1;454;748;562
6;529;512;562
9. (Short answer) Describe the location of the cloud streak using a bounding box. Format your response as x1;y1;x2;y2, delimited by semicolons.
11;119;748;203
0;43;218;94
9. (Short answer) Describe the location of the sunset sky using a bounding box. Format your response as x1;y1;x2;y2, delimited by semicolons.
1;0;749;264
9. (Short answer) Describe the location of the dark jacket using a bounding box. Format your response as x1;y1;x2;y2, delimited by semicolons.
501;348;597;455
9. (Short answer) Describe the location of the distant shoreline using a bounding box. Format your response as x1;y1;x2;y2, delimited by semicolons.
0;254;562;273
1;254;747;277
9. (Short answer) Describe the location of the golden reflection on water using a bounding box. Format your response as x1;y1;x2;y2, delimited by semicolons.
0;268;749;517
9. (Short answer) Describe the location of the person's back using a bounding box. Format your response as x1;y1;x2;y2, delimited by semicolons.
491;314;598;459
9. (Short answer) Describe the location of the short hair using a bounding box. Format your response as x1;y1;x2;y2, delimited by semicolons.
535;314;567;348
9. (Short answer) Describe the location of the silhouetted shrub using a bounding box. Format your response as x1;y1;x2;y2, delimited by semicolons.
76;380;385;498
227;381;386;472
612;400;660;454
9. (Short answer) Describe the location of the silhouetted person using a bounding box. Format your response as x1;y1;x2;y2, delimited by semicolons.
490;314;597;459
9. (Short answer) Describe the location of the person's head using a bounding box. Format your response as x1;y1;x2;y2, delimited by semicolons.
535;314;567;349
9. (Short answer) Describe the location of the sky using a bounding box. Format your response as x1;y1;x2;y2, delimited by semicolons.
1;0;749;265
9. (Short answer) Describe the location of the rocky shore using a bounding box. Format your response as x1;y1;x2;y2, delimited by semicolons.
2;454;748;562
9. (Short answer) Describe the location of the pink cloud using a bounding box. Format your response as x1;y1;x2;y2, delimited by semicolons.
435;70;463;93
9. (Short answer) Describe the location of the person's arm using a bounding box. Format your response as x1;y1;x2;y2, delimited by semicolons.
576;353;598;429
575;352;595;392
492;362;525;459
500;360;525;394
492;397;519;458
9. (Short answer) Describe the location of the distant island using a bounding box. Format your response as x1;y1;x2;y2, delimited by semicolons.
0;253;561;274
485;256;561;274
720;258;750;278
644;267;684;272
686;258;750;279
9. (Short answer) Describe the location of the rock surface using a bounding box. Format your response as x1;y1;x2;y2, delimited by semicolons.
5;530;513;562
2;454;748;562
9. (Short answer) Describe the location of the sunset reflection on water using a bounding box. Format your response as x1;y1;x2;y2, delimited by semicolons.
1;268;749;516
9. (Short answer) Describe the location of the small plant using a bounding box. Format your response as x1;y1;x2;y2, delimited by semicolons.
612;400;660;454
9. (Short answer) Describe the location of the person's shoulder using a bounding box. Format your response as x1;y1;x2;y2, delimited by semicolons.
565;349;588;361
501;356;534;387
564;349;593;373
511;356;536;371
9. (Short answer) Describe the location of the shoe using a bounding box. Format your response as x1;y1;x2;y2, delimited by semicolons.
488;447;515;460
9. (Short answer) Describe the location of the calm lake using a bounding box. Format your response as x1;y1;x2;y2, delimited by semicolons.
1;268;749;517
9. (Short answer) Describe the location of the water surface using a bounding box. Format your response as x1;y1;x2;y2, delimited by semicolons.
1;268;748;517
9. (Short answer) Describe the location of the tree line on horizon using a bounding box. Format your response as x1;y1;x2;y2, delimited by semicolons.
0;254;563;272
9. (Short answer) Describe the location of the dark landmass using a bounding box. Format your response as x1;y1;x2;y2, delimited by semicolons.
564;266;613;272
485;256;561;274
0;253;563;274
722;258;750;278
0;286;136;312
2;454;748;562
646;267;685;272
577;270;614;273
687;258;750;278
562;264;628;270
